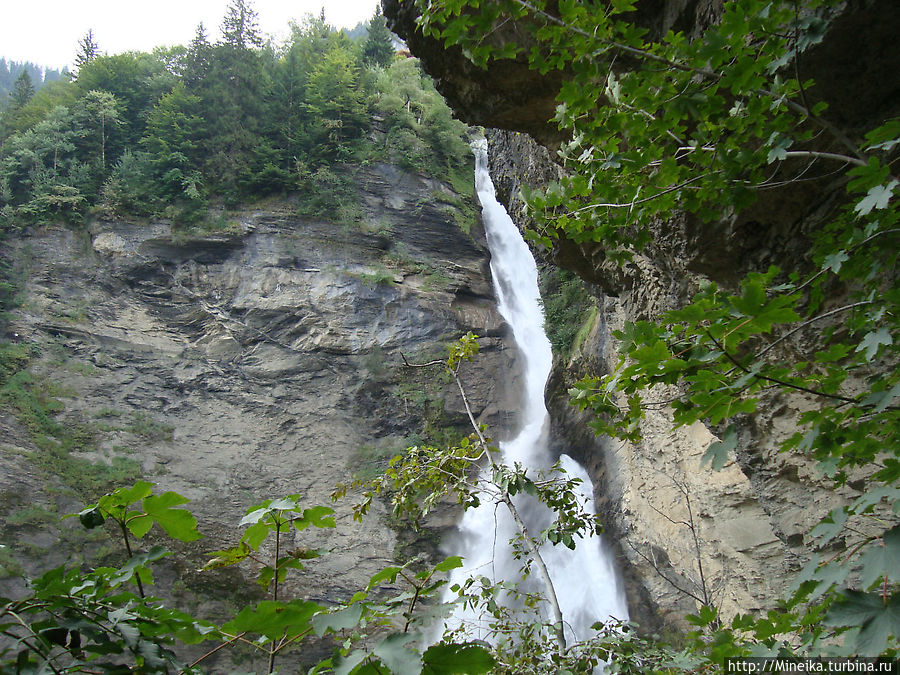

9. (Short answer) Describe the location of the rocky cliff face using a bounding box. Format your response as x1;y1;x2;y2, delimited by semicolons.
0;162;515;666
383;0;900;631
492;130;801;627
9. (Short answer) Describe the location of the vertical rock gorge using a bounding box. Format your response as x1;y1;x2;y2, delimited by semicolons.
383;0;900;630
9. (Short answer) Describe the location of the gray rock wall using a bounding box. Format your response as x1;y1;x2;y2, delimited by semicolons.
0;162;516;667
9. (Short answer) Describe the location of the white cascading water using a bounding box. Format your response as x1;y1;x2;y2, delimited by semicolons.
443;139;628;643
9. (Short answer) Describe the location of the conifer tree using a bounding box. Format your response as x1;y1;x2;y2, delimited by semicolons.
362;7;396;68
9;70;35;109
183;23;212;89
221;0;263;50
75;30;99;70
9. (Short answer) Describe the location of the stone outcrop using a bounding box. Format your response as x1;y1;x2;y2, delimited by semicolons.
384;0;900;631
0;162;517;668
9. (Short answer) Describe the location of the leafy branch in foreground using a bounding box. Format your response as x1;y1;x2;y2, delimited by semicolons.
200;496;335;673
1;479;497;674
335;333;605;657
4;482;213;674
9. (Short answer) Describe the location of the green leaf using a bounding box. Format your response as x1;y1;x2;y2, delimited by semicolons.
703;426;737;470
422;643;496;674
110;545;169;587
242;521;270;550
137;492;202;542
367;566;402;590
825;590;900;656
686;604;718;627
793;557;853;602
257;566;275;590
223;599;320;640
312;604;364;636
96;481;155;519
815;343;853;363
239;506;270;527
202;543;252;570
857;526;900;588
112;481;155;507
854;180;898;216
810;506;848;544
864;119;900;151
852;486;900;514
822;251;849;274
855;328;893;362
114;620;141;647
297;505;336;531
373;632;422;675
432;556;464;574
862;381;900;413
766;134;793;164
333;649;369;675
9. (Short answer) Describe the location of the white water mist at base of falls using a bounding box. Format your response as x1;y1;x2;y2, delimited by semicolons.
441;139;628;644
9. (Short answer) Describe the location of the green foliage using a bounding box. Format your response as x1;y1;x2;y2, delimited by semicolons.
9;70;35;110
539;267;595;358
373;58;472;178
350;441;406;481
0;360;143;499
0;59;66;108
1;481;499;674
0;3;467;231
126;411;174;442
295;165;365;224
304;42;370;161
76;480;202;543
99;149;159;216
362;8;397;68
0;341;33;384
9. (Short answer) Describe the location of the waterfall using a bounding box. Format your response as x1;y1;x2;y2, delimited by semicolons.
442;138;628;644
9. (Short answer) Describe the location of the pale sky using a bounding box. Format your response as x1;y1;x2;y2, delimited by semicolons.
1;0;382;71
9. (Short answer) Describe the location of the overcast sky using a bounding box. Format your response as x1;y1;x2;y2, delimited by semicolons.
2;0;382;71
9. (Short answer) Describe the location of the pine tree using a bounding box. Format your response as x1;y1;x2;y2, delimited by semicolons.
75;30;99;70
203;0;279;200
221;0;263;50
9;71;34;109
362;7;395;68
183;23;212;89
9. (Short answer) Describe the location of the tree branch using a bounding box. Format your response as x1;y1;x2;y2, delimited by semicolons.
448;364;567;652
753;301;873;361
705;329;859;405
402;353;569;653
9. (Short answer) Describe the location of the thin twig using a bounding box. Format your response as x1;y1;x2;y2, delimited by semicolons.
753;301;874;360
119;521;145;599
565;173;712;213
510;0;885;171
625;539;706;606
706;329;859;405
186;632;248;670
401;353;568;653
793;228;900;294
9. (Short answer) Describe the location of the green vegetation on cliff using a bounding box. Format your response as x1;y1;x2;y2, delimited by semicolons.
0;2;470;229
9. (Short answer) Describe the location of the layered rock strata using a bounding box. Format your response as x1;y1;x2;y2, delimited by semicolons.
0;162;516;666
